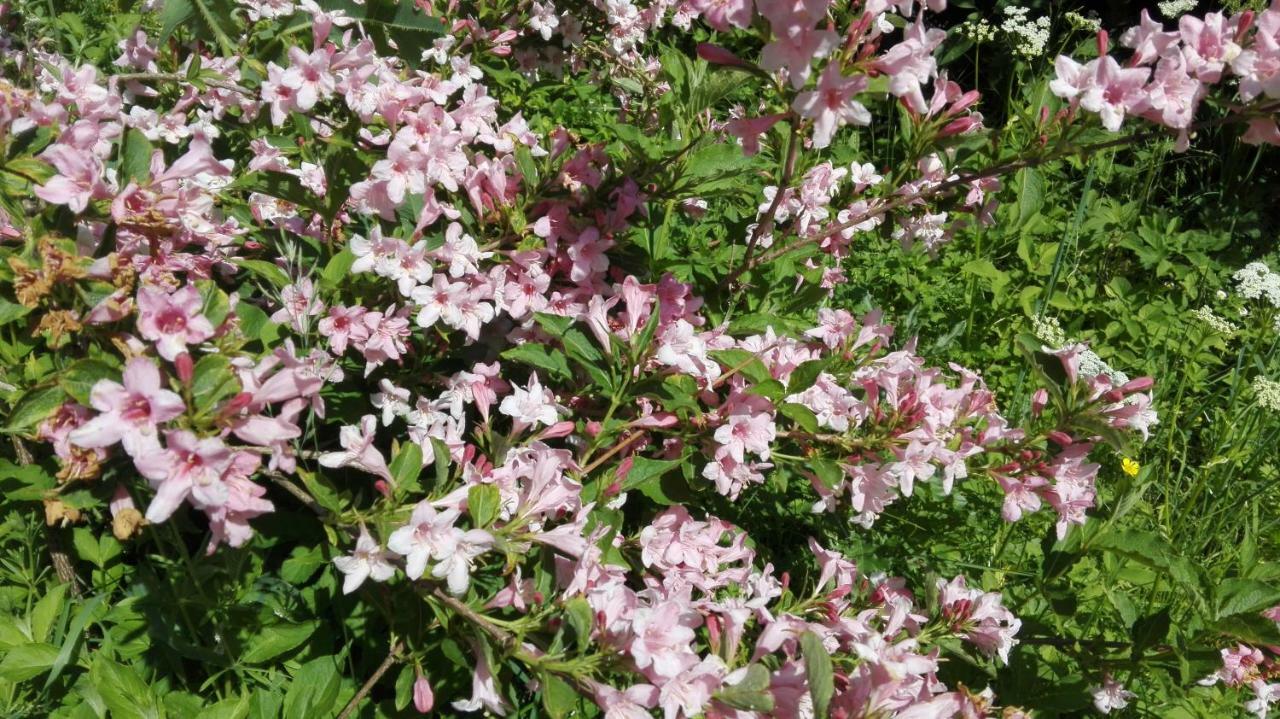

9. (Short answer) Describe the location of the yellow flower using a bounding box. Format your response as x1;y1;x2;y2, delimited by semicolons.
1121;457;1140;477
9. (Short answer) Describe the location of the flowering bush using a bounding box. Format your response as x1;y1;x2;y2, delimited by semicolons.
0;0;1278;717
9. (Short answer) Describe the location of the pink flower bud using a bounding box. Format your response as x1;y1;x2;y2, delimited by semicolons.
175;353;194;385
939;116;980;137
1237;11;1255;41
1047;430;1074;447
585;421;603;437
951;90;981;113
374;480;391;497
1120;376;1154;394
1097;29;1109;56
1031;388;1048;416
696;43;752;69
614;455;634;481
541;420;576;438
413;674;434;713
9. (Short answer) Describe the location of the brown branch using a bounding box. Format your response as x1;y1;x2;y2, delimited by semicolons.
112;72;252;95
732;116;801;284
336;641;403;719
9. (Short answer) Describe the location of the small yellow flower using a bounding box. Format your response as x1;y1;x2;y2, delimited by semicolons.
1121;457;1140;477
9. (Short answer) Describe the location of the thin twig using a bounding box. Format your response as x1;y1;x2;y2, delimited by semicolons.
336;641;403;719
733;116;801;283
112;72;252;96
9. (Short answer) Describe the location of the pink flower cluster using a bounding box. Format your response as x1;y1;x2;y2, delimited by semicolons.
1053;5;1280;148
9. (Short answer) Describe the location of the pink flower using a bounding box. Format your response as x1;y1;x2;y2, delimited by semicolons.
629;599;701;678
318;415;392;481
499;372;561;430
134;431;232;523
136;284;216;362
656;656;726;719
1090;674;1135;714
282;46;336;111
691;0;753;31
69;357;185;457
387;501;462;580
875;18;947;113
760;25;838;89
431;527;493;595
793;64;870;148
334;526;397;594
452;641;510;715
34;144;113;213
1050;56;1150;131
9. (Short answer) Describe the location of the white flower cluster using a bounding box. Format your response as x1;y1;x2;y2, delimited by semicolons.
1254;377;1280;412
1001;6;1052;58
956;18;996;43
1157;0;1198;19
1033;315;1129;384
1192;306;1239;336
1064;12;1101;32
1031;315;1067;347
1233;261;1280;307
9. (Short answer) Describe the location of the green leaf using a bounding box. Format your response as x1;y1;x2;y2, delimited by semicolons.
0;642;59;682
810;458;844;491
119;129;153;185
241;621;318;664
280;545;327;585
91;657;162;719
30;583;68;644
620;457;682;493
539;672;579;719
715;664;775;712
1014;166;1044;227
1214;579;1280;620
563;598;593;651
779;402;819;434
191;354;238;409
501;343;571;382
235;259;292;289
59;359;118;406
1130;608;1170;660
389;441;424;492
961;258;1011;299
709;349;773;384
281;656;341;719
799;631;833;718
786;359;830;394
320;249;356;290
0;297;32;326
6;386;67;432
197;694;250;719
468;483;501;528
45;594;105;689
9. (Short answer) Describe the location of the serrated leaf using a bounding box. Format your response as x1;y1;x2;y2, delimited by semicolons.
0;642;59;682
1215;579;1280;620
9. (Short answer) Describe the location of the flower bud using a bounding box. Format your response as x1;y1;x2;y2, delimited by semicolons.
1120;376;1154;394
175;352;194;385
1047;430;1074;447
1031;388;1048;417
413;674;434;713
696;43;752;69
1096;29;1109;56
541;420;576;439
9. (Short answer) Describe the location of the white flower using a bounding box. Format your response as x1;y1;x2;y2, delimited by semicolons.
499;372;560;428
333;527;397;594
431;529;493;595
1090;676;1136;714
528;1;559;40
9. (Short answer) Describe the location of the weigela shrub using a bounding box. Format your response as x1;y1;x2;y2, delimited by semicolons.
3;0;1278;715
